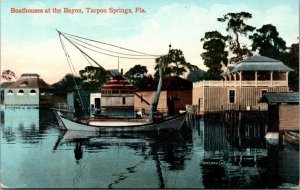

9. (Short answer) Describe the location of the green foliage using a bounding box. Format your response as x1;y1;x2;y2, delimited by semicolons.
249;24;287;60
186;67;205;82
79;66;110;90
200;31;228;80
1;70;17;81
124;64;153;89
154;48;197;78
285;43;299;91
52;66;111;97
52;74;81;97
218;12;255;63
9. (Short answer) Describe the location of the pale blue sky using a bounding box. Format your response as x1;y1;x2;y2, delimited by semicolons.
1;0;299;83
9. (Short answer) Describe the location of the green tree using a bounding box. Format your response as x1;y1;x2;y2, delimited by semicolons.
249;24;287;60
200;31;228;80
1;70;17;81
186;67;205;82
124;64;153;89
218;12;255;63
154;48;197;78
52;74;81;97
285;43;299;92
79;66;111;90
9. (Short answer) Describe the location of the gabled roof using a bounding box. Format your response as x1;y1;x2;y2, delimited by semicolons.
259;92;299;104
232;55;294;73
137;76;192;92
6;76;52;89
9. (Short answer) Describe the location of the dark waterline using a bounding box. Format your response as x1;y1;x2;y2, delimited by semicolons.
0;109;299;188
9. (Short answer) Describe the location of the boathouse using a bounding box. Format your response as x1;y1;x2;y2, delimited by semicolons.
101;74;134;109
134;76;192;114
3;73;54;108
193;55;294;113
259;92;299;131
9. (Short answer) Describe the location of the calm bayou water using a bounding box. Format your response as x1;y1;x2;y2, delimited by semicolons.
0;109;299;188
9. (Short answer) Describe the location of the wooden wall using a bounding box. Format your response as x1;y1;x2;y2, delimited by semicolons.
134;91;167;113
193;86;289;112
134;90;192;113
279;104;299;131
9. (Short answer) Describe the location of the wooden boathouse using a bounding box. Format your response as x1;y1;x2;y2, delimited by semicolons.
3;73;54;108
134;76;192;114
101;74;134;109
193;55;294;114
260;92;299;132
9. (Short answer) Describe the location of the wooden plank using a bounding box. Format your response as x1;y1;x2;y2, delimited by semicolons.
279;105;299;131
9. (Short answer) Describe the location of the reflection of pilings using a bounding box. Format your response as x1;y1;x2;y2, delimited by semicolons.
203;116;230;152
224;111;267;139
152;144;165;189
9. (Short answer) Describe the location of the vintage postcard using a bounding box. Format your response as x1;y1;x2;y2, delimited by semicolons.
0;0;299;189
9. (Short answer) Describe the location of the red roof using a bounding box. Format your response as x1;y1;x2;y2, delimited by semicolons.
6;76;52;89
101;75;134;91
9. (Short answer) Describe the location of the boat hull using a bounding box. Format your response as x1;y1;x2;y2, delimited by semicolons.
284;131;299;145
56;111;186;132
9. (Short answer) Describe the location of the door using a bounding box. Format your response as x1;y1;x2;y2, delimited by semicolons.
95;98;101;109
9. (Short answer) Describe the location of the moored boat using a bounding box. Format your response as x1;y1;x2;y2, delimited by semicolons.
284;131;299;145
56;111;186;132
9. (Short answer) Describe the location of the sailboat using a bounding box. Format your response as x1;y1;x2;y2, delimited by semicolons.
54;31;187;132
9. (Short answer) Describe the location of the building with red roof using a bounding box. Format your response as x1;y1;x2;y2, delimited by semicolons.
3;73;54;108
100;74;134;109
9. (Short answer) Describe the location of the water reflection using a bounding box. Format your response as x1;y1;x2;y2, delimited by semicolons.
201;116;299;189
1;109;299;188
1;109;57;144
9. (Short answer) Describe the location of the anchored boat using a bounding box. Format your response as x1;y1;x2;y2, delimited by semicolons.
56;111;186;132
54;30;187;132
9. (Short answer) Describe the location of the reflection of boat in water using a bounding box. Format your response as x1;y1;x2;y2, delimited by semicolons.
56;111;186;132
284;131;299;145
53;129;192;188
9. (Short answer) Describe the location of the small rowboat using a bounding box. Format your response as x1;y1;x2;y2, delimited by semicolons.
284;131;299;145
56;111;186;132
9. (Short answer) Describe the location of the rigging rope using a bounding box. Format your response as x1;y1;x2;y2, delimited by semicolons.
59;34;88;118
69;38;158;60
63;31;162;57
67;35;158;57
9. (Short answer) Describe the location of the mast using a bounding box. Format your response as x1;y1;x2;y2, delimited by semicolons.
149;58;163;120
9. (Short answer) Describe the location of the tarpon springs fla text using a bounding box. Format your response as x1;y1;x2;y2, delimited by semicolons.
10;7;146;14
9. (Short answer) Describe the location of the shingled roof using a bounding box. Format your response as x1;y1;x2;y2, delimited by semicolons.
101;75;134;91
6;74;52;89
232;55;294;73
259;92;299;105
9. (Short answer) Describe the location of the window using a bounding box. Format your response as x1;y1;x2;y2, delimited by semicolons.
228;90;235;103
17;90;24;95
29;89;37;95
7;90;14;95
122;97;126;105
112;90;119;94
40;90;45;95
